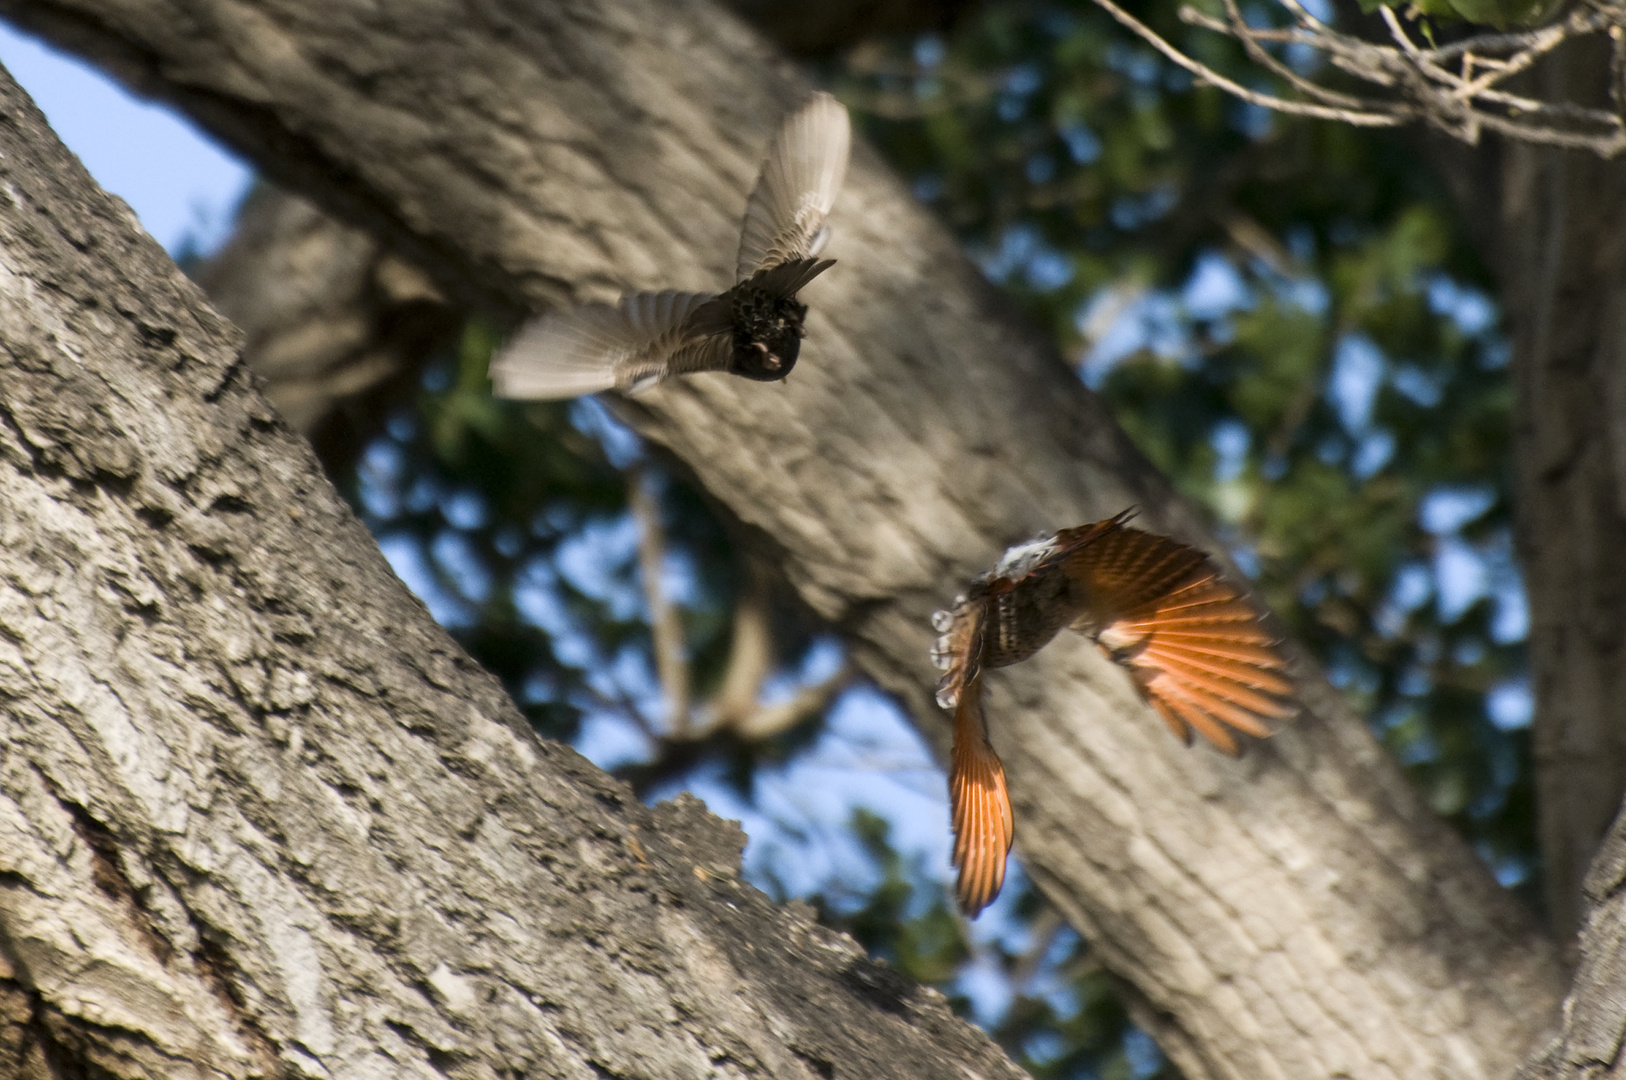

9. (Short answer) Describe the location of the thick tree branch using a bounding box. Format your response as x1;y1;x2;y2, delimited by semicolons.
0;1;1567;1076
0;62;1027;1080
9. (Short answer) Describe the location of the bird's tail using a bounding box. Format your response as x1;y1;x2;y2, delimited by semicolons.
948;674;1014;917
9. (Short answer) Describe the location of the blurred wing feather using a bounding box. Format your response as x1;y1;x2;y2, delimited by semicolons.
491;290;728;400
1057;512;1207;614
736;92;851;282
747;257;836;300
931;595;985;709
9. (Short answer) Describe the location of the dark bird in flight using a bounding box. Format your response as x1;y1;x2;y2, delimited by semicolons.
931;511;1297;916
491;93;852;399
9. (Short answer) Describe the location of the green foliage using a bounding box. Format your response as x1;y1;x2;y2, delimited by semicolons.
1351;0;1556;30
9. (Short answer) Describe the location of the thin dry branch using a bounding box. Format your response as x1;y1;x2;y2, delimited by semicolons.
731;661;853;741
1104;0;1626;155
706;561;775;732
1093;0;1409;124
615;662;854;797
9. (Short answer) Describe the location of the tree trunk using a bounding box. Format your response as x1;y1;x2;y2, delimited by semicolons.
0;64;1029;1080
1503;133;1626;952
0;1;1568;1077
1422;40;1626;950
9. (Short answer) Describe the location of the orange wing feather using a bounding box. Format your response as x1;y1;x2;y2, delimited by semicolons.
1064;519;1295;756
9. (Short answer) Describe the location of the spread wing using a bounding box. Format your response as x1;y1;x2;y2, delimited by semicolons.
491;290;732;400
947;673;1014;917
1064;519;1296;756
735;92;852;283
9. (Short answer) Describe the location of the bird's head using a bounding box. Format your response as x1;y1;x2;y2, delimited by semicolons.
731;334;801;382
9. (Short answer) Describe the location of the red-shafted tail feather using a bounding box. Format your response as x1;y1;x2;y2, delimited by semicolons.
1059;517;1295;756
947;673;1014;916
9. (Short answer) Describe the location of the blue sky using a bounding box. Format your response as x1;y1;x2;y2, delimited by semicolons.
0;24;250;254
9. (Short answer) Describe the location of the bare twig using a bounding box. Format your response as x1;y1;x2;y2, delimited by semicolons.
1221;209;1298;275
584;681;660;740
1379;5;1423;56
614;661;854;797
1110;0;1626;156
732;661;853;741
1009;905;1069;988
1093;0;1408;125
1219;0;1379;109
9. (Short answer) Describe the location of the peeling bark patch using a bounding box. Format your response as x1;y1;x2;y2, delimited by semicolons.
54;791;174;969
191;933;280;1074
792;1045;836;1079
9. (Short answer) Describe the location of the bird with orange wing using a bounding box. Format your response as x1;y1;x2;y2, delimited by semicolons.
931;510;1297;916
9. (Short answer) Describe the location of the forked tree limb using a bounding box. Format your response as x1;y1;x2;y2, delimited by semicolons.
0;1;1568;1077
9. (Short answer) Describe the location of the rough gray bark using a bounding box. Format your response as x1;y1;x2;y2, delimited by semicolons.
1517;803;1626;1079
0;64;1030;1080
0;1;1568;1078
